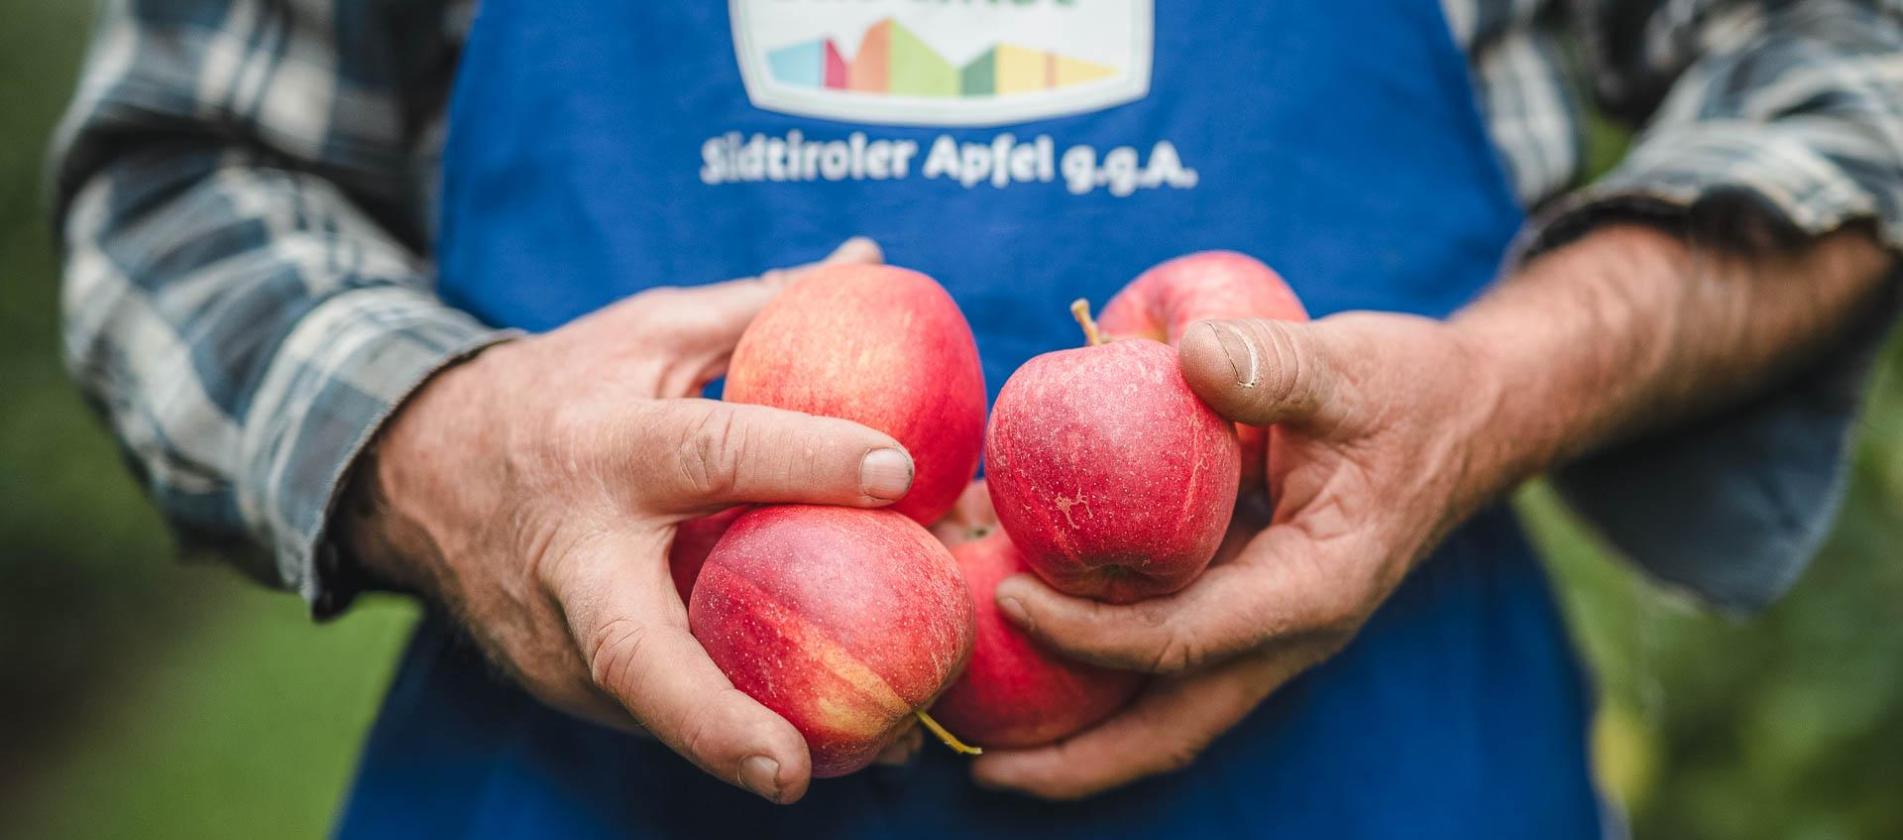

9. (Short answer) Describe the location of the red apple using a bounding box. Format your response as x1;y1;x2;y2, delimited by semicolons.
1099;251;1307;340
985;304;1241;603
725;263;986;525
928;478;1002;548
688;505;977;777
668;507;745;601
930;528;1145;748
1099;251;1307;491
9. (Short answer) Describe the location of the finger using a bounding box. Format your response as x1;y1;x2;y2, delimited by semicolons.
994;525;1353;674
1178;318;1351;429
814;235;884;270
746;234;886;308
971;649;1309;800
552;529;813;804
638;399;914;513
643;236;886;358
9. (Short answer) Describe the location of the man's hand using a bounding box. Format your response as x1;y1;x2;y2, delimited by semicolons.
972;224;1893;799
342;238;904;805
970;312;1498;799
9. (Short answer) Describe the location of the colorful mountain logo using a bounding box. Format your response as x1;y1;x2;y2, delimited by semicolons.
767;18;1119;99
729;0;1153;126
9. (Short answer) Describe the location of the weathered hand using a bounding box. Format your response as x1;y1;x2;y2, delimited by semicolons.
970;224;1900;799
343;239;907;804
972;312;1503;799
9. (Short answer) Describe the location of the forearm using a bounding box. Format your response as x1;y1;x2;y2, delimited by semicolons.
1473;0;1903;487
1453;223;1894;497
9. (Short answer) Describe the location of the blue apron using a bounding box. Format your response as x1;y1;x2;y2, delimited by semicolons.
338;2;1603;836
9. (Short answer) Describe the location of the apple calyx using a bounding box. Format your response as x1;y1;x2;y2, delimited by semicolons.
1070;298;1106;347
914;709;984;756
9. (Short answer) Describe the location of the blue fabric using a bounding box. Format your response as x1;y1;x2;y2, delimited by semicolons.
1552;278;1899;612
340;2;1604;836
339;511;1596;838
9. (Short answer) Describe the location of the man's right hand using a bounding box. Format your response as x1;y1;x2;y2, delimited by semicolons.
340;238;905;805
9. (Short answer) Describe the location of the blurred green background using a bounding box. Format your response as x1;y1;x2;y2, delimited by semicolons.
3;5;1900;838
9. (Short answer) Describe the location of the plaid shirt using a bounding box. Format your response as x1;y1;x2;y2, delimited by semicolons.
52;0;1903;615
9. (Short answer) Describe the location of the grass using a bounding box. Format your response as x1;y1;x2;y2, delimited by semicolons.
9;589;416;839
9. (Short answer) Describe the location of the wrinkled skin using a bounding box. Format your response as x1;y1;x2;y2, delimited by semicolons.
972;312;1497;799
690;505;974;777
970;227;1897;799
345;239;927;805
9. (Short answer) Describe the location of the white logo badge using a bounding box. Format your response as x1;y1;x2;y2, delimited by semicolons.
730;0;1154;127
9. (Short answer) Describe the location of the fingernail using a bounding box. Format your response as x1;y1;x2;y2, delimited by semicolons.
860;448;914;501
740;755;783;802
1206;322;1261;388
997;595;1033;632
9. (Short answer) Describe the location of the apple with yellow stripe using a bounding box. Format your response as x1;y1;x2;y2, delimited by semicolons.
688;504;979;777
1099;251;1308;493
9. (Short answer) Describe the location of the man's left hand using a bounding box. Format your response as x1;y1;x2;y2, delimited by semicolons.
972;311;1509;799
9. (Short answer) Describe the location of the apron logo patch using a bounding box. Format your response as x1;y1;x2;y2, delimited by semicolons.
730;0;1153;127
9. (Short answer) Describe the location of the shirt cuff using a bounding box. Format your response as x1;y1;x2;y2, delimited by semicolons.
1549;293;1892;612
234;285;517;617
1523;124;1901;611
1520;122;1903;260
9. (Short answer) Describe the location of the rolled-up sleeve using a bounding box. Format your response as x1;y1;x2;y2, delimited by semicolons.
1527;0;1903;611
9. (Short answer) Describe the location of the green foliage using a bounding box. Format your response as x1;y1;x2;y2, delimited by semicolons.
2;5;1900;838
1530;345;1903;839
0;5;416;838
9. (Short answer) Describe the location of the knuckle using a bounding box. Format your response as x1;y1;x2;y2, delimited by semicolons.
1255;322;1309;409
586;616;651;696
679;701;724;762
1148;624;1205;675
675;408;744;499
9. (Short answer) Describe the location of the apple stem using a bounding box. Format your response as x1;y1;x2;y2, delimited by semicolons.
914;710;983;756
1071;298;1105;347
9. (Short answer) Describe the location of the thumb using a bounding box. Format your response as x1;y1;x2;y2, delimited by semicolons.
552;529;813;803
1178;318;1350;430
636;399;916;514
